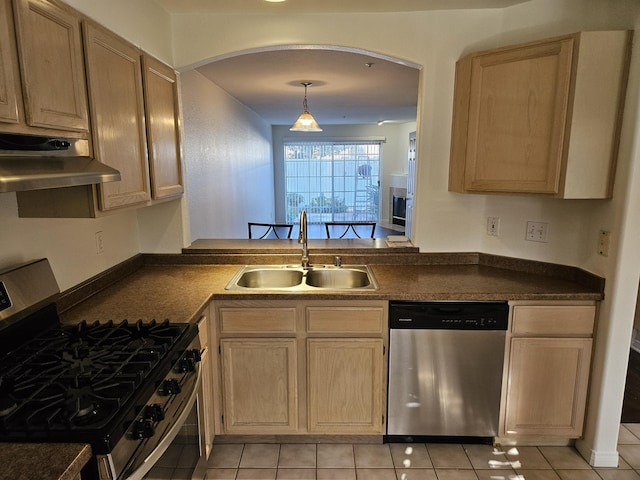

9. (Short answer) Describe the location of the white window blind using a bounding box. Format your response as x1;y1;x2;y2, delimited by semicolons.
284;141;381;223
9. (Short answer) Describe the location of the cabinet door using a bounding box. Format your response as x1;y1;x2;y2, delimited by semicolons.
141;55;183;201
307;338;383;434
505;337;592;437
13;0;88;131
452;37;573;194
83;22;151;211
220;339;298;433
0;0;20;124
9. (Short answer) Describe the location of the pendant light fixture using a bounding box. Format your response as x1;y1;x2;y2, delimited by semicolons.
290;82;322;132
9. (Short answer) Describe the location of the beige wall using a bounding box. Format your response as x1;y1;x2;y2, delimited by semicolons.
181;71;275;239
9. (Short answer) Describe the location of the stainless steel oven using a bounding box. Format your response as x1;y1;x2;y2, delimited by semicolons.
101;333;204;480
0;259;205;480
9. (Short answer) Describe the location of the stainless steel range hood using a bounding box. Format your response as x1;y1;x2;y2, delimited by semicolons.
0;133;121;192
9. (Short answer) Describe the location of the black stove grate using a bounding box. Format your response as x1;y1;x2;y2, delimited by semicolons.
0;316;192;444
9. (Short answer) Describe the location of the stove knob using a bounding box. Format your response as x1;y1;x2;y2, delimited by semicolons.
132;419;155;439
161;378;181;395
178;349;201;372
178;357;196;373
187;349;202;362
144;403;165;422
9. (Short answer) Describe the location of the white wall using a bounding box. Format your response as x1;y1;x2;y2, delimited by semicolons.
271;122;416;225
180;71;275;239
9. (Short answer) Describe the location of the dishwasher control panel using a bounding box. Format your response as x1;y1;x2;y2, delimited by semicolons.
389;301;508;330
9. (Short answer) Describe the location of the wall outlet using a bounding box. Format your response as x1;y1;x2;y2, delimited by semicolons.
95;231;104;254
487;217;500;236
525;221;548;242
598;230;611;257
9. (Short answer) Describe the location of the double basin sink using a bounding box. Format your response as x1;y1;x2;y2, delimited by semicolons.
225;264;378;291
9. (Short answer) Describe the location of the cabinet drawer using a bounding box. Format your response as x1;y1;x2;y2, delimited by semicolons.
306;307;383;333
220;307;296;333
512;305;596;336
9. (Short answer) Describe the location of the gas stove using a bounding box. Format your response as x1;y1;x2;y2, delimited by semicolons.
0;259;202;480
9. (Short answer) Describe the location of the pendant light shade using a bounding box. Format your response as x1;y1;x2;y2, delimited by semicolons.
290;82;322;132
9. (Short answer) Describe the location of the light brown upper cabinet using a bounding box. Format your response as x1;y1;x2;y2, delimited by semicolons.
83;21;151;211
449;31;632;199
13;3;184;217
11;0;89;134
0;0;21;124
141;55;184;200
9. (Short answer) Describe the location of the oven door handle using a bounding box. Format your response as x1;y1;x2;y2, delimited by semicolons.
124;362;203;480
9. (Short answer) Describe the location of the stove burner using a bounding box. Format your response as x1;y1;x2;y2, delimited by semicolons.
0;318;189;435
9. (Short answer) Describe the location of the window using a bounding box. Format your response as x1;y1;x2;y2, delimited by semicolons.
284;141;381;223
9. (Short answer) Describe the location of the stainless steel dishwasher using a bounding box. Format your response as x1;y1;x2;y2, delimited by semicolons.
387;301;509;442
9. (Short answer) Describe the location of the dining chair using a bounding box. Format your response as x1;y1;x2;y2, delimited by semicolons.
324;222;376;239
248;222;294;239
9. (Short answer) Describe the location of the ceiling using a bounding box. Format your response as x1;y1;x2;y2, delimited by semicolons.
162;0;529;126
155;0;528;14
195;49;421;126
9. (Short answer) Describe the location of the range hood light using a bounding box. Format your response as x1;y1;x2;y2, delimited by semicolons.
290;82;322;132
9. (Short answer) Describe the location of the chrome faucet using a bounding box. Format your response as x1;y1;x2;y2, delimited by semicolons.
298;209;309;268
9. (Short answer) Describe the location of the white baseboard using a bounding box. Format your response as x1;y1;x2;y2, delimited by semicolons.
575;439;620;468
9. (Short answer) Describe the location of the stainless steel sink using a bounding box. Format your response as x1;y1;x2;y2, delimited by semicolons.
306;268;372;289
225;265;378;291
235;268;304;288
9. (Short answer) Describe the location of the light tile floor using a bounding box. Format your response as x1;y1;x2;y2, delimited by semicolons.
201;424;640;480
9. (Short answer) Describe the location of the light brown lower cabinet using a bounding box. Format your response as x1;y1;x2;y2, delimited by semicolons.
307;338;383;434
212;300;387;436
220;338;298;434
502;302;596;438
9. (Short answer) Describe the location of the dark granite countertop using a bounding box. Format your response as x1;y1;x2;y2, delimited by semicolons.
0;443;91;480
58;252;603;325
